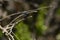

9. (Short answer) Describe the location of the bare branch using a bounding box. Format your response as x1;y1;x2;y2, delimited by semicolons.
45;0;59;27
0;6;51;21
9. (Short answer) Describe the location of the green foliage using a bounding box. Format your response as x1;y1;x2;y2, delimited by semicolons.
35;4;48;35
0;30;3;38
15;21;32;40
56;8;60;15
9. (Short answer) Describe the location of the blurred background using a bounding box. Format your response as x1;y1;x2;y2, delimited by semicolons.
0;0;60;40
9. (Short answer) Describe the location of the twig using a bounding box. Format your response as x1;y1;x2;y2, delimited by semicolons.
12;32;20;40
0;6;53;40
0;6;51;21
0;15;32;40
45;0;59;27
